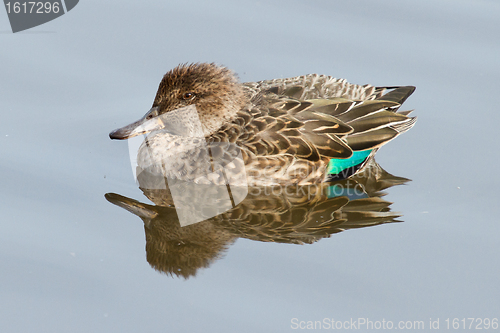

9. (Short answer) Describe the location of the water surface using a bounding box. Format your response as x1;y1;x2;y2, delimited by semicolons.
1;0;499;332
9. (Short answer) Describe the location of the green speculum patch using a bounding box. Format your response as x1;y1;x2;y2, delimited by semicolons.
327;149;372;175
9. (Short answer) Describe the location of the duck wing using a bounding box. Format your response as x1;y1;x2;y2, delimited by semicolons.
208;77;415;184
212;83;415;155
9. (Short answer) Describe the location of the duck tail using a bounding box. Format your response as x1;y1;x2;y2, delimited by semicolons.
375;86;416;107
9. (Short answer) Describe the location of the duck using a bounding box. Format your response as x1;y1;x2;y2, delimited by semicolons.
109;63;416;186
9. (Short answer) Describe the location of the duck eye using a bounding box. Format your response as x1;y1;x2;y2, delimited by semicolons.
182;92;195;100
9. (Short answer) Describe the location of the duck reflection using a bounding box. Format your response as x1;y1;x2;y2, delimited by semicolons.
105;159;409;279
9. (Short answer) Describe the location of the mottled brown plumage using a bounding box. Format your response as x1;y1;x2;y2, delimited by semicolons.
110;63;416;185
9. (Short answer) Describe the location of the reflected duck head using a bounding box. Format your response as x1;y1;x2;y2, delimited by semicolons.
109;63;246;140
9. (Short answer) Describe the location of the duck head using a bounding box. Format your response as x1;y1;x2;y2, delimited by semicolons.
109;63;246;140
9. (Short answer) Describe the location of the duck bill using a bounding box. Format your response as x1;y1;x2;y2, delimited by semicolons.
109;107;165;140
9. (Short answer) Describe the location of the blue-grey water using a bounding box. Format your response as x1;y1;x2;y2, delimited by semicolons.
1;0;499;332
